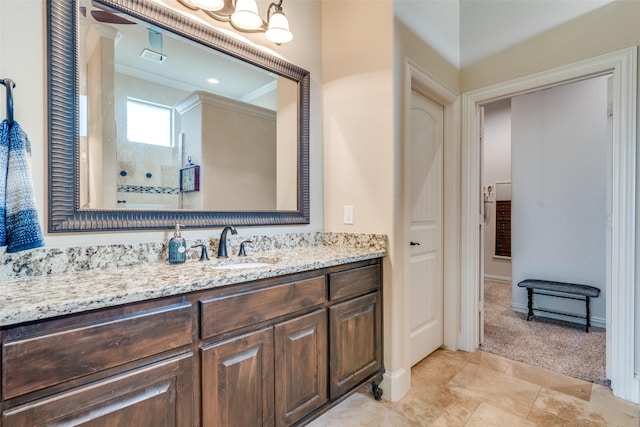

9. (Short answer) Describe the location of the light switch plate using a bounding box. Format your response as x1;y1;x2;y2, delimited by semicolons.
343;205;354;225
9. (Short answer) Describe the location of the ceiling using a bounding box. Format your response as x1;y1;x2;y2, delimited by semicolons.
395;0;614;69
87;0;615;93
83;1;280;109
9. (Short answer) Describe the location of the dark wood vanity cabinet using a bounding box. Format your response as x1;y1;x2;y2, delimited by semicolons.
200;309;328;427
0;300;195;426
199;275;328;427
328;265;383;399
329;293;382;399
0;258;383;427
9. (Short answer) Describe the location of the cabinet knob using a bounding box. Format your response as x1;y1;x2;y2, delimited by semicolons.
410;241;421;246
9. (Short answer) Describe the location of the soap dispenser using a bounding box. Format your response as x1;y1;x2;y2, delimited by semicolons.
168;224;187;264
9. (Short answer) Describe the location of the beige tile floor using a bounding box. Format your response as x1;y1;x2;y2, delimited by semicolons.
309;349;640;426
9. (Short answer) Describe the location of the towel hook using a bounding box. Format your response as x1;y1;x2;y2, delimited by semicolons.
0;77;15;125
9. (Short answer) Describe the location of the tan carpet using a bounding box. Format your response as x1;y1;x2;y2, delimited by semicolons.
480;280;607;385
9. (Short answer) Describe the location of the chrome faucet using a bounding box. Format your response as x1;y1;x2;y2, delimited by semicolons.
217;226;238;258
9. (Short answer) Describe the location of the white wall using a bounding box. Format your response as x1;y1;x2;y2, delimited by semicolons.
322;0;398;397
0;0;323;247
460;1;640;92
392;6;463;401
511;76;608;326
483;98;512;282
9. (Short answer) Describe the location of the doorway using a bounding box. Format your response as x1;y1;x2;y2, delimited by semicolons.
480;76;609;383
460;47;637;402
402;59;461;379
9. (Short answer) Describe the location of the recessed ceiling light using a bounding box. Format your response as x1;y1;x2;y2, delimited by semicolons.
207;77;220;85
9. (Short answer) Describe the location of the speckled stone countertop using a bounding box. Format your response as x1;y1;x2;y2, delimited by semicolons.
1;233;387;327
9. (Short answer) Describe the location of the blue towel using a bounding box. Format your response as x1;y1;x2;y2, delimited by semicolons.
0;120;7;246
1;119;44;252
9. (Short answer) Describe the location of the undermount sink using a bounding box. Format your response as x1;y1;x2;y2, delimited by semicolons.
209;257;278;270
211;262;273;270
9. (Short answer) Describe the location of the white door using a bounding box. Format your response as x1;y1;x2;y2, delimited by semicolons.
408;90;444;367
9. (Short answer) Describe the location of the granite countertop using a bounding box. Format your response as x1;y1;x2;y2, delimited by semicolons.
1;242;386;327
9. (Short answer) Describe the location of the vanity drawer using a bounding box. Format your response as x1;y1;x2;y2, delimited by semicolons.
2;302;193;400
328;264;381;301
200;276;326;339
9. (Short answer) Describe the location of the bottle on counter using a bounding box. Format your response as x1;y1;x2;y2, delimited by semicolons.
168;224;187;264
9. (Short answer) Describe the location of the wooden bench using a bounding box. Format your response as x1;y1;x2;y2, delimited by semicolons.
517;279;601;332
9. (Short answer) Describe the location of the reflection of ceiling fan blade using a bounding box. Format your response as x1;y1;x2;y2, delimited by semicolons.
91;10;135;25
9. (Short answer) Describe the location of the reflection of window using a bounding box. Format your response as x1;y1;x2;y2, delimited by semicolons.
126;98;172;147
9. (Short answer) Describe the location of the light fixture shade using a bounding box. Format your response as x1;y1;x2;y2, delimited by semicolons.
265;10;292;44
231;0;263;30
191;0;224;11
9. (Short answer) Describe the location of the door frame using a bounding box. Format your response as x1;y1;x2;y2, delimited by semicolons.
403;58;460;366
460;47;638;403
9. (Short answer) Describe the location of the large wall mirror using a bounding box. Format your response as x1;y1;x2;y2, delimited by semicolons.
48;0;310;232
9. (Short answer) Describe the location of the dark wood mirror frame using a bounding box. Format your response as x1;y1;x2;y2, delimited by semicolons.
47;0;310;232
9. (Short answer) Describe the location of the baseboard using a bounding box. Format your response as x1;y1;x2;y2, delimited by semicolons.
484;274;511;283
628;375;640;404
381;367;411;402
512;302;606;329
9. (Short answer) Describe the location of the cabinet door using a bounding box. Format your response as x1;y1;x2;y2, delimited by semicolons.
329;292;382;399
274;309;327;427
2;353;193;426
202;327;274;427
